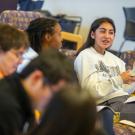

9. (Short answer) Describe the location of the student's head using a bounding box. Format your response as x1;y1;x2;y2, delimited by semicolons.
19;49;74;110
0;24;29;77
77;17;116;55
31;85;97;135
26;18;62;53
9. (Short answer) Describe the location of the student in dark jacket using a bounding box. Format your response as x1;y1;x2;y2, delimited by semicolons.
0;49;74;135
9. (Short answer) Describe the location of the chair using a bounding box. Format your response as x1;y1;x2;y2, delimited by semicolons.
18;0;44;11
0;10;44;30
118;7;135;53
0;0;17;13
55;15;82;34
38;11;82;34
61;31;83;50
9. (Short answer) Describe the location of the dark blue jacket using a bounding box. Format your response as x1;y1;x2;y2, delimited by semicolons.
18;0;44;11
0;74;35;135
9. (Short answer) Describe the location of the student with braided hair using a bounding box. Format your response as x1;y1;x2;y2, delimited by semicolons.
26;17;62;53
18;17;62;72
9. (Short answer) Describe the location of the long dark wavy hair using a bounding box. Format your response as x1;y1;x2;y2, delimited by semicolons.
77;17;116;55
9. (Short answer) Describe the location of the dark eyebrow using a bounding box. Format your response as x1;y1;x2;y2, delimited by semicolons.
98;28;114;32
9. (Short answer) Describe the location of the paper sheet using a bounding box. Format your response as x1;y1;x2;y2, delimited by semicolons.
120;120;135;127
124;96;135;103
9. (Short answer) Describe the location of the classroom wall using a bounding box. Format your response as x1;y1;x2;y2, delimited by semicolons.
42;0;135;51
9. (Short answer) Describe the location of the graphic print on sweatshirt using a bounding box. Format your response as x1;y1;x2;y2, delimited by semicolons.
95;60;122;90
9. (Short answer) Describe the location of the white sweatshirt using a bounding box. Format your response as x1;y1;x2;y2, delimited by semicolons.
74;47;129;104
17;47;38;73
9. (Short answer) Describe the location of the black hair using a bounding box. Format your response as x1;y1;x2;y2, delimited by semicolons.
30;84;97;135
26;17;58;53
0;23;29;52
19;48;75;84
77;17;116;55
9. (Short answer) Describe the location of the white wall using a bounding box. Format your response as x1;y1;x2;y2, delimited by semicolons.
42;0;135;51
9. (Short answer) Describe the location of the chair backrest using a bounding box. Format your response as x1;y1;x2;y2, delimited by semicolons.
123;7;135;41
56;15;82;34
0;10;44;30
0;0;17;13
61;31;83;50
18;0;44;11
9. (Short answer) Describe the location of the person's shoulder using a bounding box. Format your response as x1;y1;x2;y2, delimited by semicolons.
0;77;9;89
106;51;122;60
23;47;38;60
0;89;19;114
75;48;97;64
77;48;94;58
81;47;93;54
106;51;125;64
0;74;18;92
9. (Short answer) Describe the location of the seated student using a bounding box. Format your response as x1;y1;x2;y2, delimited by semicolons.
0;49;74;135
29;84;97;135
0;23;29;78
18;17;62;72
74;17;135;122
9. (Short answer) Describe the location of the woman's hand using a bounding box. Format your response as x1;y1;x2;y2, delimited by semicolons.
120;71;135;84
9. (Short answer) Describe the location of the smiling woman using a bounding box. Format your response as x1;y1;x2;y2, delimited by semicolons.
0;23;29;78
74;17;135;134
74;17;135;104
